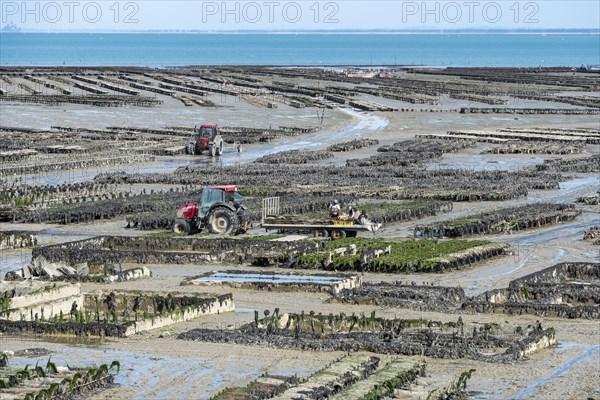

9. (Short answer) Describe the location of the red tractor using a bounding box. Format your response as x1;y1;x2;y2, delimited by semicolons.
172;185;250;235
187;124;224;157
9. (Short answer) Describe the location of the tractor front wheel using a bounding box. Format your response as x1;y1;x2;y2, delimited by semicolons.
208;208;239;235
186;142;195;155
173;219;191;235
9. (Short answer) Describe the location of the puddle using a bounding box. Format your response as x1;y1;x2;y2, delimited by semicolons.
234;307;257;313
194;272;345;285
0;248;31;277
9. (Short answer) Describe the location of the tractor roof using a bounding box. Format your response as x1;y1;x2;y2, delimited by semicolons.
205;185;237;192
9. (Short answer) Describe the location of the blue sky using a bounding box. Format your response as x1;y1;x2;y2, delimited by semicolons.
1;0;599;31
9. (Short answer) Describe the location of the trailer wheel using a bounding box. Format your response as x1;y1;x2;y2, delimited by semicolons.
330;230;346;240
237;210;250;234
208;208;239;235
346;231;358;238
173;219;191;235
313;229;329;238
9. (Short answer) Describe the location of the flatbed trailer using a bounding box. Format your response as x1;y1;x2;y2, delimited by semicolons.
262;220;381;239
261;197;382;239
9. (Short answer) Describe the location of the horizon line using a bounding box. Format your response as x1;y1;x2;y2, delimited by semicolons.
2;28;599;35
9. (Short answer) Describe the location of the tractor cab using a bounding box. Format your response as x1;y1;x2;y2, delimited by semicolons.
198;185;244;217
194;124;217;149
198;124;217;138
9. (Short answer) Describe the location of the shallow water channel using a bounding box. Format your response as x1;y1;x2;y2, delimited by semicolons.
194;271;345;285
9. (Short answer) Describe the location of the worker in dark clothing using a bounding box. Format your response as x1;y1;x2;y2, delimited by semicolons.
347;205;359;220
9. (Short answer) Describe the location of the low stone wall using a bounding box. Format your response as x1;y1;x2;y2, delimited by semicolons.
474;283;600;306
1;283;83;322
463;262;600;319
0;230;37;250
515;328;557;359
4;294;84;322
122;293;234;335
5;283;80;309
0;291;234;337
509;262;599;288
6;262;152;282
474;327;557;362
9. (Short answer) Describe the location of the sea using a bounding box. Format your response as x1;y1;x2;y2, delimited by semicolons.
0;32;599;67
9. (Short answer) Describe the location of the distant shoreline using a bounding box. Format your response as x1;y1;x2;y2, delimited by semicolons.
1;30;599;36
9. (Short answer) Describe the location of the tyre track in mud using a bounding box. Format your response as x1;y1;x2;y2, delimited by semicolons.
513;343;600;400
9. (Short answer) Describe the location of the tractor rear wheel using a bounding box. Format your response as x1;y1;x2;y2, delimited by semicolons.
208;208;239;235
208;144;216;157
173;219;191;235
